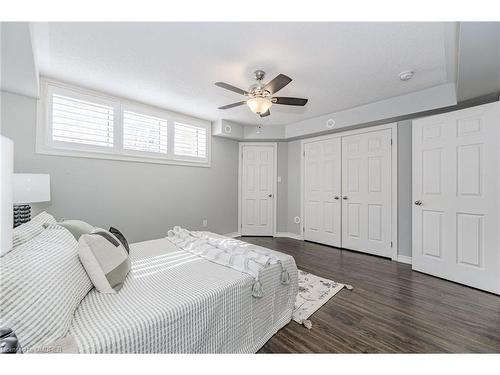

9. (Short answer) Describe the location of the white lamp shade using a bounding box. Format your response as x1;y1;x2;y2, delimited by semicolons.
247;97;273;114
1;136;14;255
13;174;51;204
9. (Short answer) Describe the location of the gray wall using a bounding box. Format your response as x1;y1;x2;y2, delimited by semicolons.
396;120;412;257
1;90;413;254
282;127;413;257
286;140;302;235
1;91;239;242
276;142;288;232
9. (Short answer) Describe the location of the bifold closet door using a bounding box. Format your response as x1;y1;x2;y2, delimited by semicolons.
304;138;342;247
412;102;500;294
241;144;275;236
341;129;392;257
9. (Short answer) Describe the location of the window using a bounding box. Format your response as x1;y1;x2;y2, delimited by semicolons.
51;93;114;148
174;123;207;158
123;111;168;155
37;79;211;167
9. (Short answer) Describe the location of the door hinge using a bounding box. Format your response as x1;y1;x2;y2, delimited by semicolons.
390;138;393;145
303;151;305;157
390;241;393;247
240;223;242;229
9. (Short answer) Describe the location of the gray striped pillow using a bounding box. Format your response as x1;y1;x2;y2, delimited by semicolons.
78;230;130;294
11;211;57;249
0;224;93;352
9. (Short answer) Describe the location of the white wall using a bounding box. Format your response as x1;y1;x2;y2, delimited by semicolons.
1;91;240;242
0;23;39;98
285;84;456;139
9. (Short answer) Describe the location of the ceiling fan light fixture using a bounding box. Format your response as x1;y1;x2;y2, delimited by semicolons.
247;97;272;114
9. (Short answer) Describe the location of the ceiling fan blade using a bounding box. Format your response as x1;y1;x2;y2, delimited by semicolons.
218;101;246;110
259;109;270;117
215;82;248;96
263;74;292;94
273;97;308;106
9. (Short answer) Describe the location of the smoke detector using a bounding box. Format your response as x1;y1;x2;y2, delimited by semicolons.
399;70;414;81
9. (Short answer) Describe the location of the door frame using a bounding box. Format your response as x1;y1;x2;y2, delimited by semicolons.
238;142;278;237
300;122;398;260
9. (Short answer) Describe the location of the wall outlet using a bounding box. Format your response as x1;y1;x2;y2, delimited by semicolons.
202;219;208;227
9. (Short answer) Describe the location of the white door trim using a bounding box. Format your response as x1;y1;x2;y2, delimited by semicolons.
300;122;398;260
238;142;278;237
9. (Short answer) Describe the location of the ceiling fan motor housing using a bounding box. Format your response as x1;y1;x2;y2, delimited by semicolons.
254;70;266;81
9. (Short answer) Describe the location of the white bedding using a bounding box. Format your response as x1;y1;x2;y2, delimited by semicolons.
68;235;298;353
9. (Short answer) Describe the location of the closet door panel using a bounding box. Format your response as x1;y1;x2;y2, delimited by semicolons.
341;129;392;257
303;138;341;247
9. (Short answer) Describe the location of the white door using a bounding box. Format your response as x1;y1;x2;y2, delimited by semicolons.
412;102;500;294
304;138;342;247
240;144;275;236
341;129;393;257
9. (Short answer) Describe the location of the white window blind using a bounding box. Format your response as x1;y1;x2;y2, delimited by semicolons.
123;111;168;154
174;123;207;158
51;93;114;148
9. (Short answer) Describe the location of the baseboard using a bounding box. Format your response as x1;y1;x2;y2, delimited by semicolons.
396;255;412;265
223;232;240;238
274;232;304;240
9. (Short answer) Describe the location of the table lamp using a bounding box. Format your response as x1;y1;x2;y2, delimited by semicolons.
13;174;51;227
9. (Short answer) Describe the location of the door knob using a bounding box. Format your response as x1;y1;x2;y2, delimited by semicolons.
334;196;339;200
268;194;273;198
414;200;423;206
342;196;348;200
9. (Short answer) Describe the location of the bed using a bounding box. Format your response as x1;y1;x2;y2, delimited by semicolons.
68;235;298;353
1;213;298;354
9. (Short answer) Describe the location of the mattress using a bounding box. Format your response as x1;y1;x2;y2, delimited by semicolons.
68;236;298;353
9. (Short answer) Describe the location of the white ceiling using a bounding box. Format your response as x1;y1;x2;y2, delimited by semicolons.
31;22;455;126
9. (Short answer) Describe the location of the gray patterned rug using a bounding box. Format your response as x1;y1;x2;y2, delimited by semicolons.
292;270;353;329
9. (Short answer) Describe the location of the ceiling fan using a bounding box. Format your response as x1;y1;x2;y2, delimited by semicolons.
215;70;308;117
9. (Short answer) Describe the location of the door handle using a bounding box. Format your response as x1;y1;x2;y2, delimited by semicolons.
334;196;340;200
342;196;348;200
268;194;273;198
414;200;423;206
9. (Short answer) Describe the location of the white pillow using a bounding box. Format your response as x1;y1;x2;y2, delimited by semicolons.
10;211;57;251
78;229;130;294
0;224;93;352
57;219;95;240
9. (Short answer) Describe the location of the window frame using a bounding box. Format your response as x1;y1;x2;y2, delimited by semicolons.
36;78;212;167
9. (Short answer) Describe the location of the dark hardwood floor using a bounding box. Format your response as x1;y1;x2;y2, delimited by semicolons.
238;236;500;353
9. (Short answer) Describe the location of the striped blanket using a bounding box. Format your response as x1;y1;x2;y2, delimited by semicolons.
69;236;298;353
166;227;291;297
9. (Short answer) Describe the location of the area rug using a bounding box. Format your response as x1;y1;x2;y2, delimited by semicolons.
292;270;353;329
